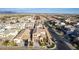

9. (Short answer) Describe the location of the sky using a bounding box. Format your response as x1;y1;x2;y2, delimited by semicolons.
0;8;79;14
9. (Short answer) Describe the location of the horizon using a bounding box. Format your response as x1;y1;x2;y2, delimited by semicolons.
0;8;79;14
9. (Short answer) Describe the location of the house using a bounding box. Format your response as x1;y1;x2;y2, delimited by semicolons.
33;28;46;41
36;24;44;29
60;22;66;26
32;26;48;48
65;17;77;24
25;22;35;29
64;25;75;34
55;20;60;26
13;29;31;46
76;22;79;25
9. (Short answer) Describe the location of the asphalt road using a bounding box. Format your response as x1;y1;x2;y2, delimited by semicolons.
47;27;72;50
44;22;72;50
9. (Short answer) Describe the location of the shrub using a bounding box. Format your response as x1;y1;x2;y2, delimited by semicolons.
47;43;55;48
2;40;9;46
7;41;17;46
2;40;17;46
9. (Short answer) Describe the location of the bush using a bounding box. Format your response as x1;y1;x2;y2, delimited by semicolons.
2;40;17;46
29;41;33;46
47;43;55;48
7;41;17;46
2;40;9;46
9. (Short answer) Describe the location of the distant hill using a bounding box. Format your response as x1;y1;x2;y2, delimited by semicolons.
0;11;17;14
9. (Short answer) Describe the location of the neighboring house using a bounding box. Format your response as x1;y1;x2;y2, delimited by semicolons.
33;28;46;41
32;28;47;48
64;25;75;35
76;22;79;25
55;20;61;26
65;17;78;24
25;22;35;29
60;22;66;26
